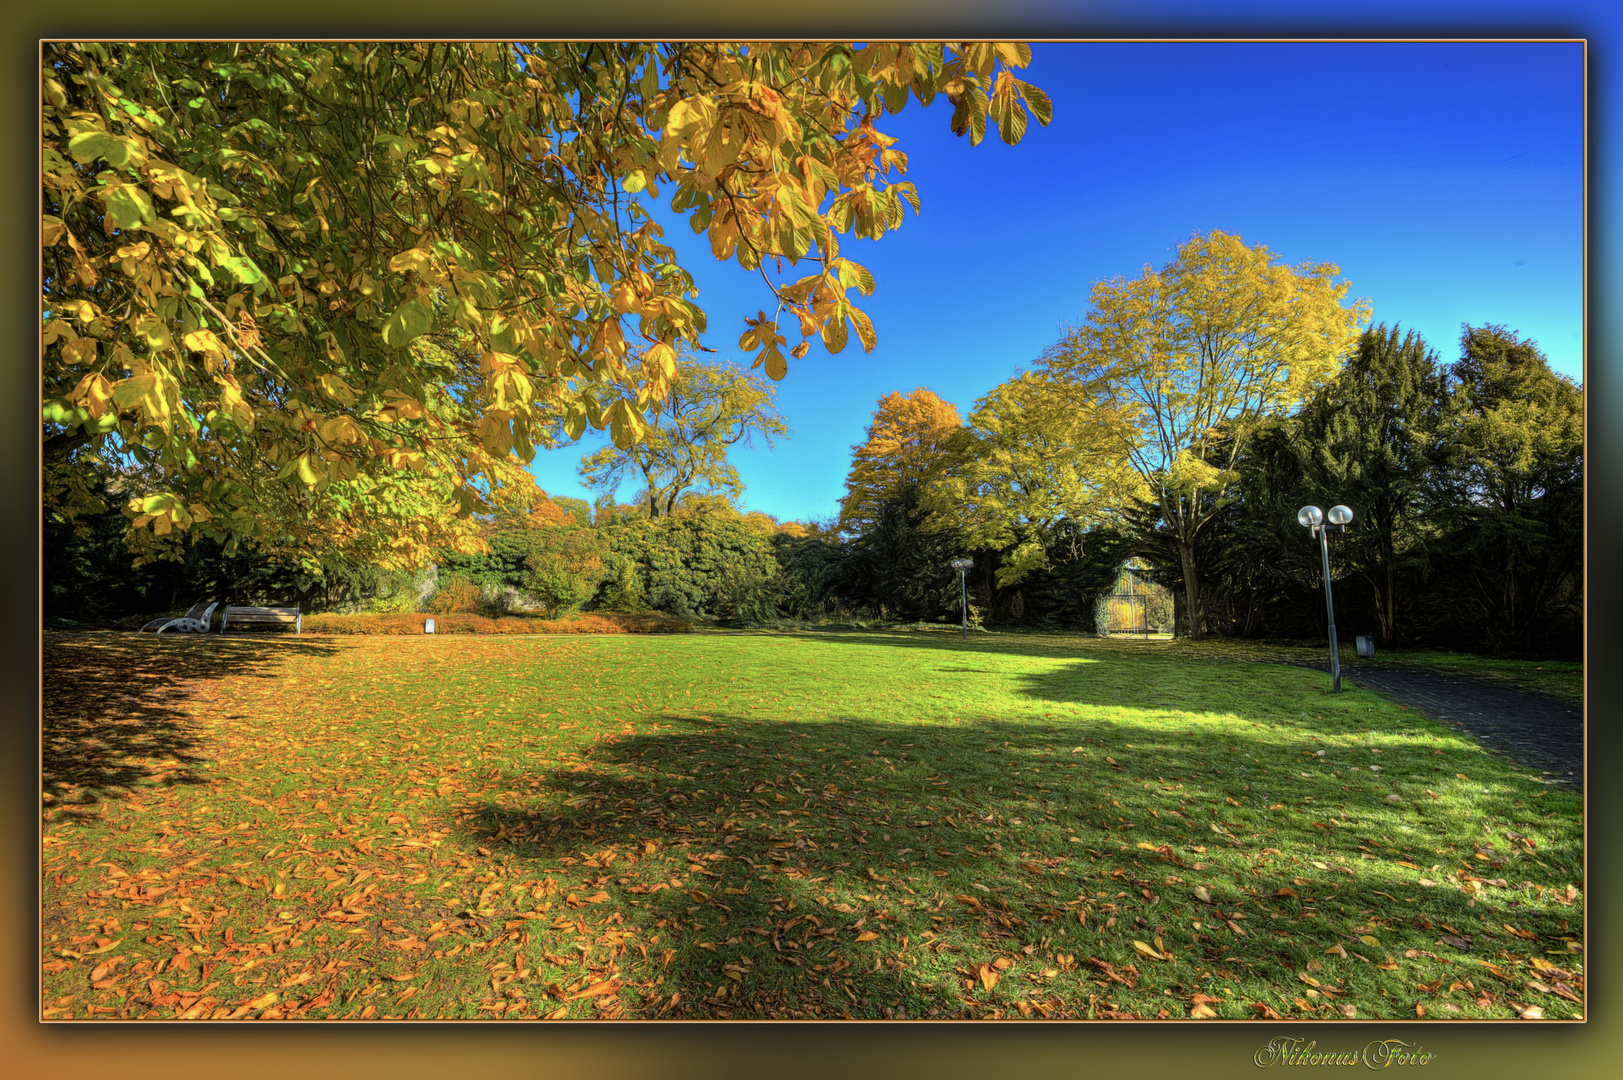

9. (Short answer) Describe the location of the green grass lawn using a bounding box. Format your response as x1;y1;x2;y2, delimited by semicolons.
1144;636;1583;703
41;629;1583;1021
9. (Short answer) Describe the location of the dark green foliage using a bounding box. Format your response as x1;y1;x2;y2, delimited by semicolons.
595;509;780;619
43;464;410;623
1427;325;1582;654
840;488;967;622
437;527;534;594
1002;524;1133;631
520;522;609;617
764;529;853;620
1141;324;1581;657
1294;325;1454;643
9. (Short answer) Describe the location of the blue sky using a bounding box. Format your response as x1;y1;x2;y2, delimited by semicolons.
526;40;1585;525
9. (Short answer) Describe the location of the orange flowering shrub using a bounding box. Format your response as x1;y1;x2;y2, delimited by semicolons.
302;611;689;635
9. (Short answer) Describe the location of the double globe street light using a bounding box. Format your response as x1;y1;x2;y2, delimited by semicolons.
1298;504;1353;692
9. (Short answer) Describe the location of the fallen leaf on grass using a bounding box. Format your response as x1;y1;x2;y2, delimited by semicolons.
1192;886;1212;904
1358;935;1381;947
1325;944;1348;958
1251;1002;1283;1020
1190;1003;1217;1018
88;957;124;983
1516;1004;1545;1019
1133;940;1167;961
567;979;621;1001
1338;1004;1357;1018
977;964;1000;992
854;931;878;942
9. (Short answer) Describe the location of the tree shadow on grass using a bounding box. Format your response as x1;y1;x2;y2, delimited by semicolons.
454;706;1581;1019
42;630;343;817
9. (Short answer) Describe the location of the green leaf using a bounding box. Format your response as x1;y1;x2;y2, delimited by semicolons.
220;255;265;286
381;299;433;346
102;185;155;230
68;131;132;168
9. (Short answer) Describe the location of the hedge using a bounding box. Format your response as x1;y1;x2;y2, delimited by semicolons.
299;611;690;635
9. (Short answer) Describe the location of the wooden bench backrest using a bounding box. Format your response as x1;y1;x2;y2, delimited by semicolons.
224;606;299;618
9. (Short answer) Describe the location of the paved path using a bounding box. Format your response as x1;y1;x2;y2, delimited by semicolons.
1292;661;1583;793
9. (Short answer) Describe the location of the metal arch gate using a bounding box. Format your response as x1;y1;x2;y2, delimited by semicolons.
1102;587;1152;637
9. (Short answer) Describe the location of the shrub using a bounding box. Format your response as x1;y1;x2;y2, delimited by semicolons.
302;611;691;635
424;572;484;614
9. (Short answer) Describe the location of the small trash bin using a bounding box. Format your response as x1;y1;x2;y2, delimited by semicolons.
425;618;436;634
1355;634;1374;659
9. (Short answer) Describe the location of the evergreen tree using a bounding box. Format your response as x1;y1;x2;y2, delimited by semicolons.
1294;324;1454;643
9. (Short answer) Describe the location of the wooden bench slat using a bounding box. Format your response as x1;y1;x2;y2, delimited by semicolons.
221;606;302;634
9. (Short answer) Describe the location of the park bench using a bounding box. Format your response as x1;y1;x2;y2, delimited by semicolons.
139;601;218;634
220;605;302;634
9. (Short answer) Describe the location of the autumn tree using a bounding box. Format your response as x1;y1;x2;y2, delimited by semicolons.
921;370;1142;586
837;387;962;535
42;41;1050;570
1040;230;1370;638
578;352;787;519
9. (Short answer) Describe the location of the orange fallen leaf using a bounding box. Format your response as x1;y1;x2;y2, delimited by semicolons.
977;964;1000;992
246;991;278;1010
854;931;878;942
1252;1002;1283;1019
1190;1003;1217;1018
567;979;621;1001
88;957;124;983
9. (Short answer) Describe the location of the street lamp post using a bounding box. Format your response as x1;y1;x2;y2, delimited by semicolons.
1298;504;1353;692
950;557;974;639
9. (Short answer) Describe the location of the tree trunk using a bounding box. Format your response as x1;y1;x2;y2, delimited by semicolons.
1179;540;1206;640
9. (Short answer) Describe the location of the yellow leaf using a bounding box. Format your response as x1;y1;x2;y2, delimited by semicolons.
1133;940;1166;961
1359;935;1381;947
1192;886;1212;904
854;931;878;942
1325;944;1347;958
1190;1003;1217;1018
247;991;278;1010
977;964;999;992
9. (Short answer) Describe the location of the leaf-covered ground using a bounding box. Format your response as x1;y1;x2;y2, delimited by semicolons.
41;630;1583;1020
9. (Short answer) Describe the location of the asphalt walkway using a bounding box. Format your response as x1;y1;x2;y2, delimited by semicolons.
1296;660;1583;793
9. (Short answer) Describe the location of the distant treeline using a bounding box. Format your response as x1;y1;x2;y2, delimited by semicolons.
45;324;1579;659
